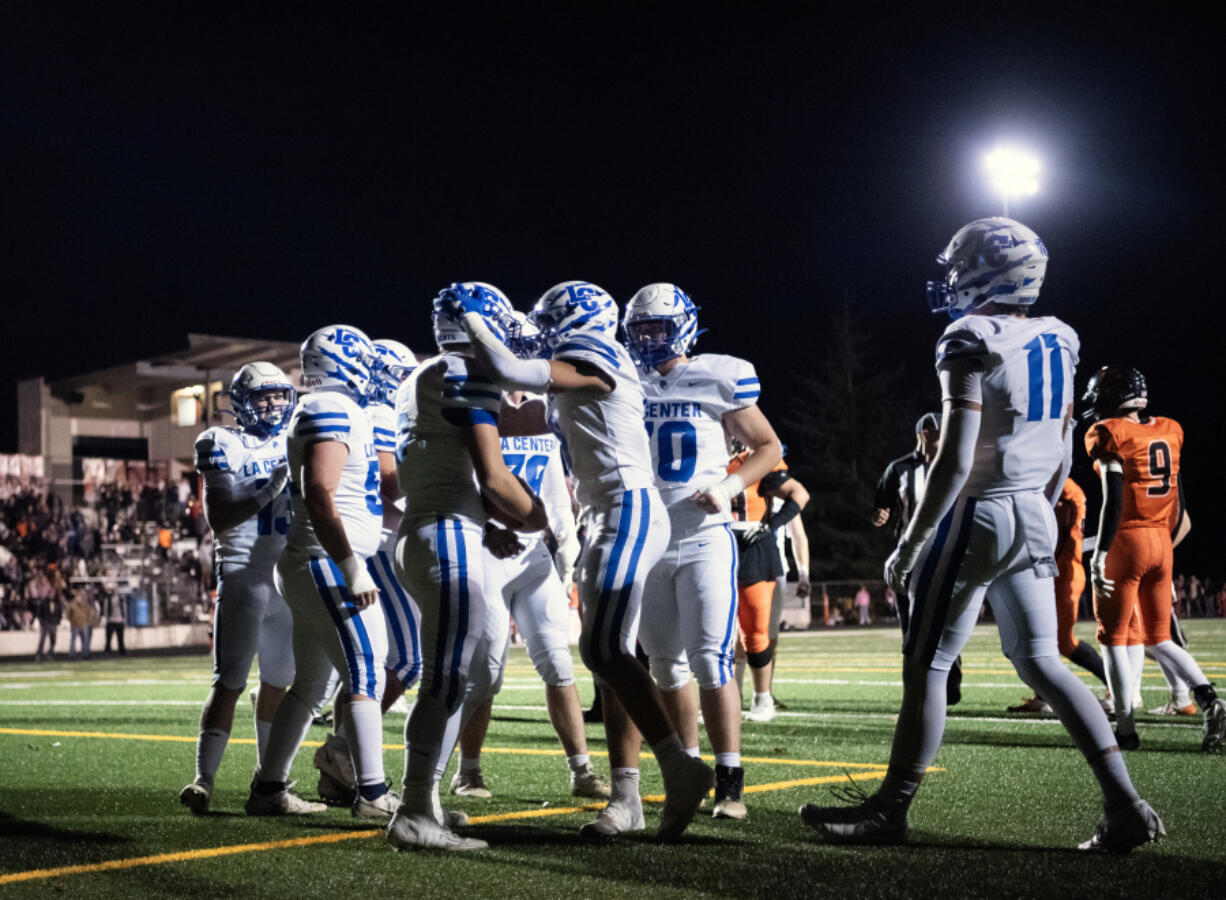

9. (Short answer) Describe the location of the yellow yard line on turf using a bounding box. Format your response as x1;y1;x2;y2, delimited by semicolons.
0;768;936;886
0;728;894;771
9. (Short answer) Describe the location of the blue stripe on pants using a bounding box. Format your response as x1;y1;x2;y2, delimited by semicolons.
903;505;957;658
445;520;470;710
309;558;374;697
432;517;452;698
919;499;978;666
590;492;635;664
607;490;653;659
719;524;739;684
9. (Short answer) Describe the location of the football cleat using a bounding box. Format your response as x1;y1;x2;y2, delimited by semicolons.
1148;699;1198;716
352;787;400;820
387;812;489;852
1115;729;1141;751
1007;695;1053;715
449;770;492;799
313;733;356;792
178;778;212;816
317;770;357;807
657;755;716;842
1078;799;1165;853
1202;698;1226;752
570;763;612;799
244;785;327;816
799;797;908;845
712;765;747;820
579;797;645;840
744;695;776;723
926;217;1047;319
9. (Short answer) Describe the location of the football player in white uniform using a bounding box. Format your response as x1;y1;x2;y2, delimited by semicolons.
450;387;612;802
386;284;548;853
623;283;784;821
455;280;715;843
800;219;1162;853
247;325;391;819
179;362;295;815
313;338;422;806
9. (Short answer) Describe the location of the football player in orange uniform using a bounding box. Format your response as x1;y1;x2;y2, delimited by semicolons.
1007;477;1109;713
728;451;809;722
1083;366;1225;752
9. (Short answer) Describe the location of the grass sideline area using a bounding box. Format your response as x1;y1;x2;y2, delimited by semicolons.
2;622;1224;898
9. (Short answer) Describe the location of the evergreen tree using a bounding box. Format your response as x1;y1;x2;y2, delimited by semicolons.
782;299;933;580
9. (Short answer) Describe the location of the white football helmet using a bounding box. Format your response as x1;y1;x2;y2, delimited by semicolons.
431;282;516;349
926;217;1048;318
622;283;701;371
529;281;618;357
369;339;417;407
299;325;377;401
507;310;544;360
229;361;295;438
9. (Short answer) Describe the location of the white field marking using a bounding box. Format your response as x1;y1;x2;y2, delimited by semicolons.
0;699;203;706
770;678;1178;692
0;670;67;678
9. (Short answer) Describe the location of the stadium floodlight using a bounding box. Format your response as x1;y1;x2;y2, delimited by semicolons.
984;146;1040;217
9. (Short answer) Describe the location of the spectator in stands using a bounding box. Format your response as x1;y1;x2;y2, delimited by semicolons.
103;585;127;655
34;586;62;661
855;584;872;625
66;589;96;659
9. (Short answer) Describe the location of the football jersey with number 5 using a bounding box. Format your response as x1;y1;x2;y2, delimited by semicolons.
283;388;382;560
936;314;1080;497
1085;416;1183;529
639;354;760;534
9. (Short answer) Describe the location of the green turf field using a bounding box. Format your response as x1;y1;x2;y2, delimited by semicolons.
2;622;1224;898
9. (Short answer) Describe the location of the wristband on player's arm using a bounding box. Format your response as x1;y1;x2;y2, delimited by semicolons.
701;473;744;512
766;498;802;531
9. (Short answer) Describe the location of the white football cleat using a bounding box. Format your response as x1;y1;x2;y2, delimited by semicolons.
178;778;212;816
570;763;612;799
386;812;488;852
313;733;356;787
1148;698;1198;716
449;770;492;798
244;785;327;816
744;695;776;723
352;788;400;820
317;770;357;806
579;797;645;840
657;755;716;842
1078;799;1165;853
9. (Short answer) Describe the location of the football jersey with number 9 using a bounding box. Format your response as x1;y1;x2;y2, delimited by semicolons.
1085;416;1183;529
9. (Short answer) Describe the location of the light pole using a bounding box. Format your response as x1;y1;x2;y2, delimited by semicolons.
984;147;1039;217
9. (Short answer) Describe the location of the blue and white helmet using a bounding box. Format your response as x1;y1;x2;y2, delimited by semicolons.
229;361;296;438
432;282;516;349
622;283;701;371
369;339;417;407
506;310;544;360
529;281;618;357
926;217;1048;318
300;324;377;401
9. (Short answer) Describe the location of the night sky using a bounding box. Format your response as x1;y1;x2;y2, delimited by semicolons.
2;6;1222;571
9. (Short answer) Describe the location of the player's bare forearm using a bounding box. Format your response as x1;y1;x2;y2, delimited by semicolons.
202;486;261;533
547;358;614;394
303;487;355;563
723;405;782;488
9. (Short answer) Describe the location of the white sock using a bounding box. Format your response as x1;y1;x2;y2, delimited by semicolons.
260;691;315;784
254;719;272;768
714;752;740;769
610;768;640;804
566;753;590;772
195;728;228;783
402;695;450;815
1147;640;1211;692
752;691;771;706
1128;644;1145;705
1103;645;1134;721
342;699;386;787
684;746;701;759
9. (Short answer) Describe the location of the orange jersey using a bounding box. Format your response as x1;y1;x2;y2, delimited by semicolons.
727;453;787;523
1053;478;1086;565
1085;416;1183;530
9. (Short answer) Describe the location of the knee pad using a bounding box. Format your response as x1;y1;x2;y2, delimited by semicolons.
212;673;249;693
650;656;692;693
746;647;773;670
531;645;575;688
689;649;730;691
